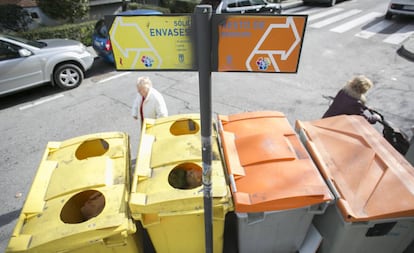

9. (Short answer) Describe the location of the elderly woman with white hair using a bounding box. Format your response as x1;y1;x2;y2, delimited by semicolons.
322;75;381;124
131;76;168;129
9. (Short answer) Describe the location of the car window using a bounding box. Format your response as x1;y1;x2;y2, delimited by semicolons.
240;0;253;6
94;19;108;37
227;0;241;7
251;0;266;4
226;0;266;8
0;41;21;61
3;35;45;48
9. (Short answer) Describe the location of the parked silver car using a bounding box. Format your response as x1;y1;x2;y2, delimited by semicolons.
0;34;94;96
385;0;414;19
215;0;282;14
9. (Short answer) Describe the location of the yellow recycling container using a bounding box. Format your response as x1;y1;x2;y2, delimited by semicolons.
218;111;333;253
129;114;233;253
6;132;143;253
296;115;414;253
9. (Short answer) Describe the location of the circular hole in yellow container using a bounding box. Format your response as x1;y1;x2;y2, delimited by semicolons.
168;163;202;189
170;118;200;136
60;190;105;223
75;139;109;160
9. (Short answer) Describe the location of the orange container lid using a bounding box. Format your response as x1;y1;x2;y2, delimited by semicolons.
296;115;414;222
218;111;333;213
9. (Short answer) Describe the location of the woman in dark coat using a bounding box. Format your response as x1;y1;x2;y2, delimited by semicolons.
323;76;381;124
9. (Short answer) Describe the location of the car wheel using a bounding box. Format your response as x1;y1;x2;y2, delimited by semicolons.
385;11;393;20
53;63;84;90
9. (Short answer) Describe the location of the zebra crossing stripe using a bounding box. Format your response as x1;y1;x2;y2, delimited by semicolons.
310;9;362;28
308;8;344;22
295;7;325;16
383;24;414;45
330;12;383;33
290;5;413;45
355;19;394;39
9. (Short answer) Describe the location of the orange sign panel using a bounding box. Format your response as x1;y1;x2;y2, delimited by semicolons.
217;15;307;73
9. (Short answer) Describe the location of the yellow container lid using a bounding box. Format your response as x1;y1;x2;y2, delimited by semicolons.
219;111;333;213
45;132;130;200
296;115;414;222
6;132;136;253
144;114;216;167
129;114;233;216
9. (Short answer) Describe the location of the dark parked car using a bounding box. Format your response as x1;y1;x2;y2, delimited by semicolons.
0;34;94;96
92;9;162;64
303;0;347;7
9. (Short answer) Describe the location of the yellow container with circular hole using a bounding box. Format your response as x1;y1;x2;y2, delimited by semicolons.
129;114;233;253
6;132;143;253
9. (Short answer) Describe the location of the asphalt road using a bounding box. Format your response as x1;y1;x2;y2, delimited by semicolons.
1;0;413;252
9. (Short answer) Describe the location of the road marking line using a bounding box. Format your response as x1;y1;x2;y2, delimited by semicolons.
383;24;414;45
308;8;344;22
19;94;64;110
283;6;309;14
330;12;383;33
310;9;362;28
97;72;130;84
355;19;394;39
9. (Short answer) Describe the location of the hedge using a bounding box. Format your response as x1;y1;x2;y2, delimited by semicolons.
18;20;96;46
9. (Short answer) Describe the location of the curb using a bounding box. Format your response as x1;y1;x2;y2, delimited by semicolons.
397;35;414;62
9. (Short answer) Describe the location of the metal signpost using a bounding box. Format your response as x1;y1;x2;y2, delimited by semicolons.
108;7;306;253
194;5;214;253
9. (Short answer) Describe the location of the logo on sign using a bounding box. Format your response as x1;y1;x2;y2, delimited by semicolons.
141;56;154;67
256;57;271;71
179;54;184;63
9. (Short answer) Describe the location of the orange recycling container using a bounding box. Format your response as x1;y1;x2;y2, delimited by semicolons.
296;115;414;222
219;111;333;213
296;115;414;253
218;111;333;253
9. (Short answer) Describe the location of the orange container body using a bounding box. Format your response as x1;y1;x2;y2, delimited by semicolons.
296;115;414;222
218;111;333;213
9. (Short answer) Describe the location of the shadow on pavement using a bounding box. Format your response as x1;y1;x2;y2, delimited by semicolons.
85;57;116;78
0;209;21;228
0;85;62;110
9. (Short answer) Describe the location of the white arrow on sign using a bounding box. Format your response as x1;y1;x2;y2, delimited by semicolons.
110;17;162;68
245;17;301;72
